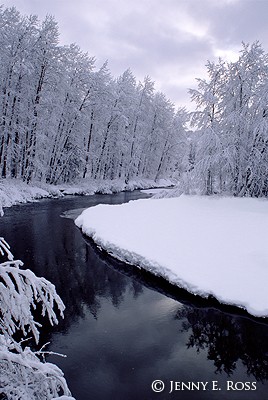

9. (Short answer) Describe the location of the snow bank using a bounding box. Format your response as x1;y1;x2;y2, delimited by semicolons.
0;179;62;215
75;195;268;317
0;178;175;214
141;188;172;196
59;178;174;195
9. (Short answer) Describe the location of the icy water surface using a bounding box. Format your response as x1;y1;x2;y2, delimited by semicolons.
1;191;268;400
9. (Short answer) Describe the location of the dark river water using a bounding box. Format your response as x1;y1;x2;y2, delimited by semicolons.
1;191;268;400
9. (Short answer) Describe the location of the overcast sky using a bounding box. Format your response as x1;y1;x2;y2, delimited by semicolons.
3;0;268;109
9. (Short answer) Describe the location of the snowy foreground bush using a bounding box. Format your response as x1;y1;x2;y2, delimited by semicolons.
0;238;74;399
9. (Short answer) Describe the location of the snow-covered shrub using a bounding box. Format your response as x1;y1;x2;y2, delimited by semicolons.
0;238;74;399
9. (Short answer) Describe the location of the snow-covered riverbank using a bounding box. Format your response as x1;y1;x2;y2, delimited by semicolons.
75;195;268;318
0;178;173;215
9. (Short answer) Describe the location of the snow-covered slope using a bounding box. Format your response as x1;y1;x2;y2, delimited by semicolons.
75;195;268;317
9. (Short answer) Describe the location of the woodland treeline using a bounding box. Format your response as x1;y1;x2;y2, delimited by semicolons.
0;6;186;184
1;6;268;198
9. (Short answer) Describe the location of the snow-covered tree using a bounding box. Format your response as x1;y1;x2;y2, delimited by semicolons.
187;41;268;198
0;237;74;399
188;59;226;194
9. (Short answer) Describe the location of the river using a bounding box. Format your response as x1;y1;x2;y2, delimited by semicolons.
1;191;268;400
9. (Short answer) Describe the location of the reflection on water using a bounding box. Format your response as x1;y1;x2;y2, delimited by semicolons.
1;192;268;399
176;307;268;381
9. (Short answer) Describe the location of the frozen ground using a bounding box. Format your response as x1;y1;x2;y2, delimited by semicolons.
75;195;268;318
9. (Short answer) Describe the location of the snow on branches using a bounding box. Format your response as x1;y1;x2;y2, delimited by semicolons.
0;335;71;400
0;237;65;343
0;238;73;399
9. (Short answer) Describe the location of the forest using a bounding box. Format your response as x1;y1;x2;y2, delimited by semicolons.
0;6;186;185
1;7;268;199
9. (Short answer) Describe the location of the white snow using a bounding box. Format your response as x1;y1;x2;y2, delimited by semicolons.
75;195;268;318
0;178;174;215
0;179;62;215
140;188;172;195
